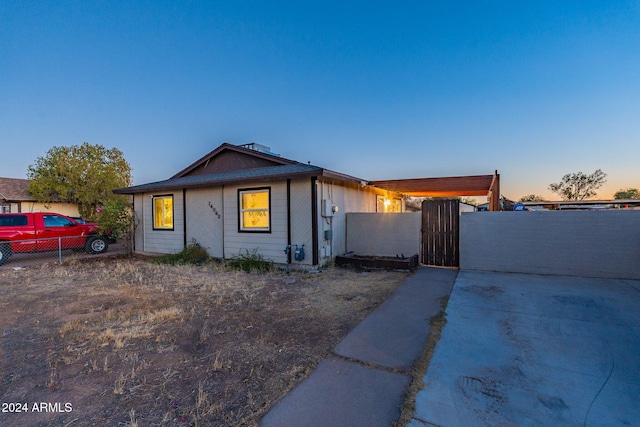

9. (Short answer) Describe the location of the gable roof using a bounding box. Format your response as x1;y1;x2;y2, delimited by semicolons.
114;143;367;194
171;143;297;179
0;177;35;202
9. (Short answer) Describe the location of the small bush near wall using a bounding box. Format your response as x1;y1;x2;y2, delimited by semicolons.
152;242;210;265
226;249;273;273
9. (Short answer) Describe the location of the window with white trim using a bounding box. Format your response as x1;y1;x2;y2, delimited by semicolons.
239;188;270;232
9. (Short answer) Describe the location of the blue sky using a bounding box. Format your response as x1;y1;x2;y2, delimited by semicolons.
2;1;639;200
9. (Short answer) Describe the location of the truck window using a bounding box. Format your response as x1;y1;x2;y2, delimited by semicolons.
0;215;28;226
43;215;75;227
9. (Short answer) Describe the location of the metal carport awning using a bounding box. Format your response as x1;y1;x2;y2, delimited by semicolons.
369;170;501;211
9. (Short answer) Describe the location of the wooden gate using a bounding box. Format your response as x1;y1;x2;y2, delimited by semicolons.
421;199;460;267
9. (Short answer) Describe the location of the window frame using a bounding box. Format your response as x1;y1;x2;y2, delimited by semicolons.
238;187;271;233
152;195;174;231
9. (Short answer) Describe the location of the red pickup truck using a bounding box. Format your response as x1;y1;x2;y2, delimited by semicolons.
0;212;109;265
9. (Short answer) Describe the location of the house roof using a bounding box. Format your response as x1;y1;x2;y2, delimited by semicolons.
114;163;321;194
170;142;298;178
114;143;501;210
0;177;35;202
114;143;367;194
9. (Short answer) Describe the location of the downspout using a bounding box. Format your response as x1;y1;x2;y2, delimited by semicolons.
131;195;135;253
221;185;225;259
142;194;146;252
286;179;292;264
311;176;319;266
183;189;187;247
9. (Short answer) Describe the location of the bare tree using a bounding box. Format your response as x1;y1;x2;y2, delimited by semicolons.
548;169;607;201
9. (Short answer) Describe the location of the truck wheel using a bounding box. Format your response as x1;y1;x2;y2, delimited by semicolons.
85;236;109;254
0;243;11;266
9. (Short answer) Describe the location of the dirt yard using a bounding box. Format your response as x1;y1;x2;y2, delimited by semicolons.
0;256;407;426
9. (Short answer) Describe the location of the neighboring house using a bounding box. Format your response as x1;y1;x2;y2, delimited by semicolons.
114;143;406;267
0;177;80;217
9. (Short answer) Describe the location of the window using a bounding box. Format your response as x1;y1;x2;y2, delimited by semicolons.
239;188;270;232
0;215;27;226
153;195;174;230
43;214;75;227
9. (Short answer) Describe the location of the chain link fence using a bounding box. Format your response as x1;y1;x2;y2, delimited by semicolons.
0;235;127;269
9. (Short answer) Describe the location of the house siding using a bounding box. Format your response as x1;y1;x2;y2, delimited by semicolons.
316;181;382;262
289;179;314;265
142;191;185;254
185;188;224;258
133;194;144;252
127;178;403;266
223;182;288;263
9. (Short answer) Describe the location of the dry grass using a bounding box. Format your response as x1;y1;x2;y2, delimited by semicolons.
0;256;406;426
394;296;449;427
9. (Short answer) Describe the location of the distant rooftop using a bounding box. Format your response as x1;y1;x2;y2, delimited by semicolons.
0;177;34;202
522;199;640;210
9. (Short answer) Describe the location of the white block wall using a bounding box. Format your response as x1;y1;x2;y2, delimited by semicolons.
345;212;421;257
460;210;640;279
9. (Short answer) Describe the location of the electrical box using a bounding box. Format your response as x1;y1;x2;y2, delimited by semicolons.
321;199;333;217
320;246;331;258
323;245;331;258
324;229;333;240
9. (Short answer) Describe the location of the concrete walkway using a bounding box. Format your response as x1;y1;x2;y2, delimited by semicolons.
260;267;457;427
410;271;640;427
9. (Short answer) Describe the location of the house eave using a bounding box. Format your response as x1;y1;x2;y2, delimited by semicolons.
114;169;322;195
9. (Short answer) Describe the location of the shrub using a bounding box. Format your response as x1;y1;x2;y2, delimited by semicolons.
226;249;273;273
152;242;210;265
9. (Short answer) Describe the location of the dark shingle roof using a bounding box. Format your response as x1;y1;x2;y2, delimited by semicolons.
114;163;325;194
0;177;35;202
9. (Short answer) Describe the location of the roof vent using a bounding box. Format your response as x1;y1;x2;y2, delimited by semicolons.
239;143;280;157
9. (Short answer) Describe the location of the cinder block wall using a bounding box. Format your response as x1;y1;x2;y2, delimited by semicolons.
346;212;421;257
460;210;640;279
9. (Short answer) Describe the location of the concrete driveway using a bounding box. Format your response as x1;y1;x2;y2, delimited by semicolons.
411;270;640;426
